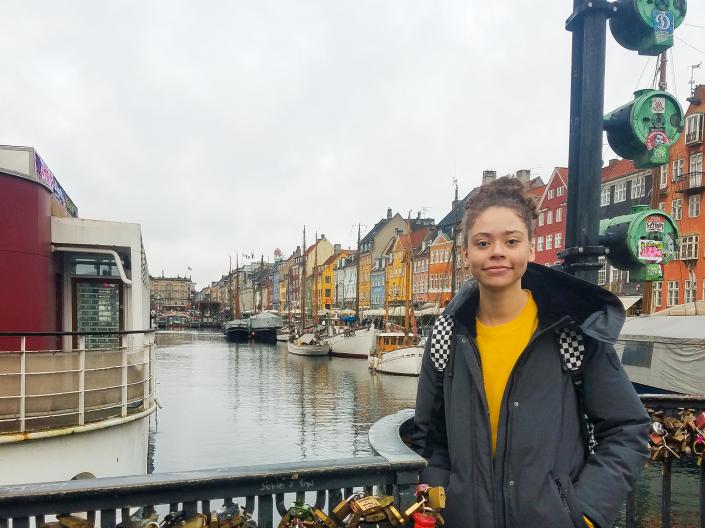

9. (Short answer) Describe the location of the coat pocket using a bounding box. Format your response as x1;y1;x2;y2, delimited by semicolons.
553;475;587;528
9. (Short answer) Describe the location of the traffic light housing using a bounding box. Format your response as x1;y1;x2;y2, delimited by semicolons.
604;89;684;168
610;0;687;56
599;205;679;282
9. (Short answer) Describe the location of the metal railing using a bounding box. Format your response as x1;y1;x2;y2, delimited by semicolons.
0;411;425;528
0;331;156;436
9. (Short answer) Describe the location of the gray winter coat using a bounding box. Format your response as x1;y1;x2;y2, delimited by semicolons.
412;263;650;528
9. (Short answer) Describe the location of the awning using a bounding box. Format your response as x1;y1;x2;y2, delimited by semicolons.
619;296;642;310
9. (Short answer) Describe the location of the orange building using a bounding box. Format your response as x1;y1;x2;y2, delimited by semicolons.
656;85;705;311
428;232;454;306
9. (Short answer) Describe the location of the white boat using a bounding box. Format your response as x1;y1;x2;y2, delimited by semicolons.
276;332;291;342
287;333;330;356
616;310;705;394
369;333;426;376
329;323;379;358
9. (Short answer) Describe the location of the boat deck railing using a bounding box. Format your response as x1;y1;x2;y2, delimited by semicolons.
0;330;156;437
2;398;705;527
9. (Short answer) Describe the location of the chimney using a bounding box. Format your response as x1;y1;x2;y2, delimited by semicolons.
516;169;531;184
334;243;341;252
482;170;497;186
417;211;422;219
320;234;325;240
387;208;392;219
609;158;619;167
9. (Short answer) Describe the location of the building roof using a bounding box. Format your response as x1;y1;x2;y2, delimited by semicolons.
601;158;637;183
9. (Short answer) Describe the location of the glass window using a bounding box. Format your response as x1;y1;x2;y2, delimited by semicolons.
673;158;685;181
691;153;703;187
556;207;562;222
546;235;553;250
597;256;606;285
680;234;699;259
539;212;545;226
631;174;646;198
667;281;680;306
660;165;669;188
536;237;544;252
601;185;610;206
672;198;682;220
548;189;555;199
547;210;553;224
688;194;700;218
555;232;562;249
557;186;564;197
653;281;662;307
685;280;696;304
685;113;704;143
70;255;121;277
610;266;621;284
614;182;627;202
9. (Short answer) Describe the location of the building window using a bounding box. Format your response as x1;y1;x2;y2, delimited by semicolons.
685;113;704;144
667;281;680;306
539;212;545;226
555;232;562;249
653;281;662;307
614;181;627;203
610;266;621;284
631;173;646;198
660;165;669;188
548;189;555;199
556;207;562;222
557;186;565;197
598;256;606;285
600;186;611;206
672;198;682;220
689;194;701;218
685;280;697;304
546;235;553;250
691;153;703;187
673;158;685;181
536;237;544;252
658;202;666;211
680;234;699;260
547;210;553;224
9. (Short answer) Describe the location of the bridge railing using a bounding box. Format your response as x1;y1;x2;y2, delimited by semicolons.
0;331;156;436
0;411;424;528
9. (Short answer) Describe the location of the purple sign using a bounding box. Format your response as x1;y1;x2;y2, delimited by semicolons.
35;152;78;217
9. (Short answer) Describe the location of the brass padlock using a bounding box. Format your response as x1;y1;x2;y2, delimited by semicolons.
427;487;446;510
383;505;405;527
350;496;381;516
312;508;336;528
346;513;362;528
331;499;352;521
57;516;90;528
363;512;387;523
402;501;423;521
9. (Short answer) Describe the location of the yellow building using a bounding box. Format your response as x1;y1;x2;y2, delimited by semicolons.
316;250;351;310
385;235;410;307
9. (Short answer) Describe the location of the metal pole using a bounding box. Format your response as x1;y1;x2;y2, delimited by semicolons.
563;0;609;284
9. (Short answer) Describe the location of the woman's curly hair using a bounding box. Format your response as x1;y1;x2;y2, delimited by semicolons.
461;176;539;247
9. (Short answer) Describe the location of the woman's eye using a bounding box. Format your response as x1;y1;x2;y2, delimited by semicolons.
507;239;519;246
476;241;489;248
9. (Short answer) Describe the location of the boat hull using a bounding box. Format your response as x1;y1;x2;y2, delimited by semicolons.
287;342;330;357
329;328;378;358
276;333;290;342
250;328;278;343
224;327;249;342
373;345;424;376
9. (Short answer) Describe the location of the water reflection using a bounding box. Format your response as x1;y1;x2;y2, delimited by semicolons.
150;330;417;472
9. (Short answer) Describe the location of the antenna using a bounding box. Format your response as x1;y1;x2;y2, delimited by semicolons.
689;62;702;98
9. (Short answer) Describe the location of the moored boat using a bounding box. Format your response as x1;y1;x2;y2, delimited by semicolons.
249;312;284;342
369;333;425;376
329;323;379;358
223;319;249;341
287;333;330;356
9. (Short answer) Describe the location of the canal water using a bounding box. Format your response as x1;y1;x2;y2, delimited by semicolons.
151;330;701;527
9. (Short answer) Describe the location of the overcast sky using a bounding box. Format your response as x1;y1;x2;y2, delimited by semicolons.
2;1;704;288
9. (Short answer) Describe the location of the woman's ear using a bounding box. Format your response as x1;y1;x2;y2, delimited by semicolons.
529;239;536;262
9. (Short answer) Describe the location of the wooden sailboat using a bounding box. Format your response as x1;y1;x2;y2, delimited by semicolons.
370;218;425;376
224;255;249;341
250;255;283;342
288;228;330;356
329;225;380;358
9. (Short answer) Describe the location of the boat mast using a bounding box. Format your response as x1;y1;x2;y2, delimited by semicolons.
404;216;412;344
229;256;234;320
313;232;319;328
235;254;241;319
355;224;361;325
301;227;306;334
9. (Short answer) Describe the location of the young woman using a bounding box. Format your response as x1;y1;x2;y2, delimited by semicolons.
412;177;649;528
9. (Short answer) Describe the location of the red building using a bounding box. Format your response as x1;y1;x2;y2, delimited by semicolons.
534;168;568;266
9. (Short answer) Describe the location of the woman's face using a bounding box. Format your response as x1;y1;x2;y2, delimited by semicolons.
462;206;535;291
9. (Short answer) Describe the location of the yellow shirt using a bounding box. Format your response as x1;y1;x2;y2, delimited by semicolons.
476;291;538;455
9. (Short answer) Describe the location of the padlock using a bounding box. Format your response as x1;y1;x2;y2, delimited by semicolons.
382;505;405;527
217;503;244;528
426;488;446;510
412;511;436;528
363;511;387;523
350;496;382;516
312;508;337;528
57;515;91;528
695;412;705;431
402;501;423;521
118;508;159;528
332;498;352;521
346;513;362;528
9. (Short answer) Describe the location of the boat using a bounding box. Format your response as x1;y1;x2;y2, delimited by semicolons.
287;333;330;356
249;311;284;342
615;307;705;394
287;228;330;356
329;323;379;358
223;255;249;342
370;334;426;376
223;319;249;342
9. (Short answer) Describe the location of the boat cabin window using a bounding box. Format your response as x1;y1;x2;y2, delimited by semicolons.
621;341;654;368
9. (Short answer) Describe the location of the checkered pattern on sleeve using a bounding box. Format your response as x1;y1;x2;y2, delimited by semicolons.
430;315;454;372
555;326;585;372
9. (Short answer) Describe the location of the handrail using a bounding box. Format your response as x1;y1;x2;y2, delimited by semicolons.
0;330;154;337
